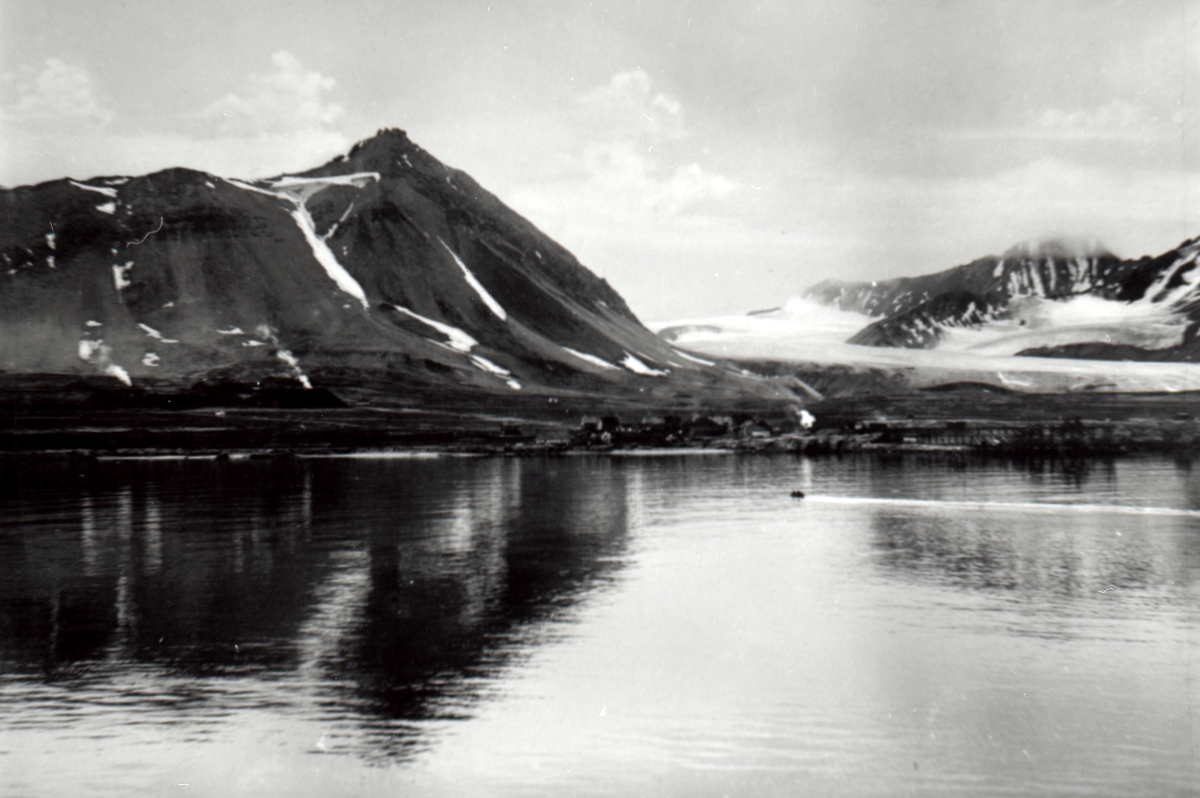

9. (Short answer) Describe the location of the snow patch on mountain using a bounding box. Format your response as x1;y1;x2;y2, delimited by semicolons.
112;262;133;291
78;339;103;361
322;202;355;241
389;304;478;353
1145;239;1200;304
69;180;118;198
286;206;369;308
468;353;522;390
223;174;375;309
438;238;507;320
105;363;132;386
138;323;178;344
269;172;381;192
469;354;510;376
562;346;618;370
223;178;278;198
620;353;667;376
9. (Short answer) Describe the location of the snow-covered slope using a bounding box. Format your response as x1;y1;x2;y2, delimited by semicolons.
0;129;796;409
805;237;1200;361
654;236;1200;392
654;298;1200;394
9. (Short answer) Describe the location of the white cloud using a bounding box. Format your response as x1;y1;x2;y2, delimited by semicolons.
930;158;1200;259
575;141;738;216
787;156;1200;289
512;70;738;219
576;69;688;143
570;69;737;214
200;51;345;136
3;59;112;125
494;70;747;318
0;52;355;186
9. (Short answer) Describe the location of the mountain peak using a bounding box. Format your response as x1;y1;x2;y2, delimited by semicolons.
0;127;798;412
319;128;438;179
347;128;413;157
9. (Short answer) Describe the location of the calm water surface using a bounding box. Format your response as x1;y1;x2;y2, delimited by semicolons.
1;453;1196;797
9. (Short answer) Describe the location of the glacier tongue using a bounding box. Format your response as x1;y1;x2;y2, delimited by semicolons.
936;294;1188;355
656;296;1200;393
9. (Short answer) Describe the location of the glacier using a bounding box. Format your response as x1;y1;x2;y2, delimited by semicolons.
654;296;1200;393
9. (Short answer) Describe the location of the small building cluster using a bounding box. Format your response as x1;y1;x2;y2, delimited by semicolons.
570;414;791;448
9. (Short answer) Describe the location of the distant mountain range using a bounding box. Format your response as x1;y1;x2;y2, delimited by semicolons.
0;129;799;411
653;237;1200;395
804;237;1200;361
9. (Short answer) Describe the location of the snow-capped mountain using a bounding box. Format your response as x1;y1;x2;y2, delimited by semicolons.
653;237;1200;393
805;237;1200;360
0;129;795;410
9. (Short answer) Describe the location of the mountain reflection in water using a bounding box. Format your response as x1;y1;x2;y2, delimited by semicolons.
0;457;629;762
1;453;1195;797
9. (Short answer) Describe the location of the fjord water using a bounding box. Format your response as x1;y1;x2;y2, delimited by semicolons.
1;454;1195;797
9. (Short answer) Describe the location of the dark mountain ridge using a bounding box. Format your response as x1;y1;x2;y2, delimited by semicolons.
0;129;803;414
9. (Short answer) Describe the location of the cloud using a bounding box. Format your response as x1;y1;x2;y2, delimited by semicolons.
200;51;345;136
499;70;748;317
514;70;738;220
1;52;356;186
576;69;688;144
575;141;738;216
3;59;112;126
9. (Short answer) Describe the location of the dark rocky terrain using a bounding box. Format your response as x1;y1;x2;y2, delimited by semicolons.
0;130;803;422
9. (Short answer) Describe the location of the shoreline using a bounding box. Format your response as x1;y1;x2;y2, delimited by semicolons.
3;426;1196;461
4;389;1198;461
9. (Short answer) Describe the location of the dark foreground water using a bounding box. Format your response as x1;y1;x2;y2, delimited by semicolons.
0;453;1196;797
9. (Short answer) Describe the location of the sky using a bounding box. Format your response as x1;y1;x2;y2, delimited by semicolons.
1;0;1198;320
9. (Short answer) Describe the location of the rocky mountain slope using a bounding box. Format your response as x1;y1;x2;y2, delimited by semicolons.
0;129;800;412
804;238;1200;360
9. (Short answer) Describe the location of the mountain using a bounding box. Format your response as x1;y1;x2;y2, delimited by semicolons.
653;237;1200;394
0;129;799;413
804;237;1200;361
